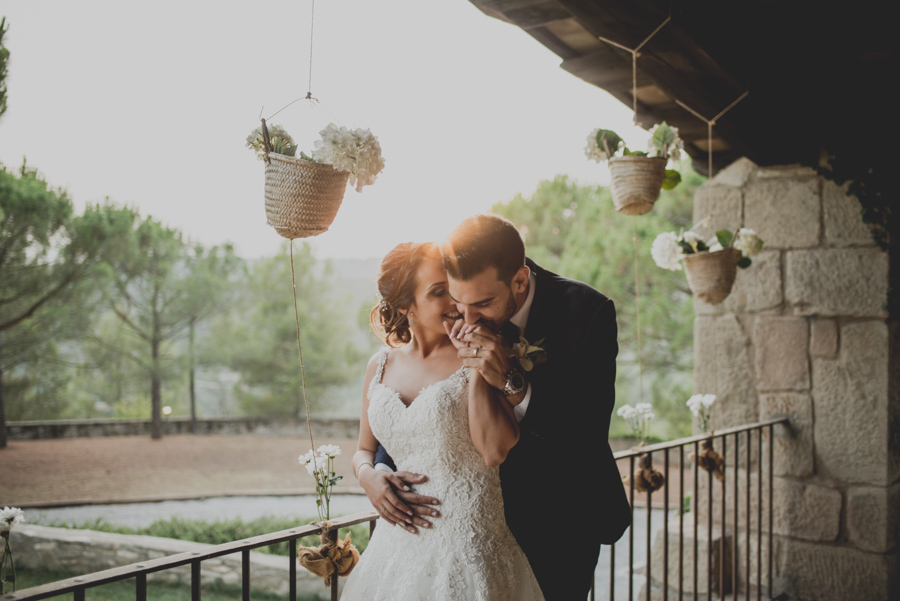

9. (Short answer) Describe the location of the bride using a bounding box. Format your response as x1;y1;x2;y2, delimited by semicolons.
340;242;544;601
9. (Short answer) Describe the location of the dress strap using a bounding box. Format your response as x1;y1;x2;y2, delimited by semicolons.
373;347;390;384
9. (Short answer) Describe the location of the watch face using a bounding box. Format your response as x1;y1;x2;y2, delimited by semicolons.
509;371;526;391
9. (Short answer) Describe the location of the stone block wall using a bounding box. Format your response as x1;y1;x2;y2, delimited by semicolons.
686;158;898;600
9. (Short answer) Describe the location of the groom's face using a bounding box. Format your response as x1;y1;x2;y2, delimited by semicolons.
447;266;519;333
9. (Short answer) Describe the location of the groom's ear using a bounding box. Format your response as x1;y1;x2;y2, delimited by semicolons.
510;265;530;294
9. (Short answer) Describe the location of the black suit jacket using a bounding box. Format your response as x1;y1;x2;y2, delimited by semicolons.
498;259;630;596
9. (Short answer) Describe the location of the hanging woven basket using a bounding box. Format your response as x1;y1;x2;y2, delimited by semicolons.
683;248;740;305
264;153;350;239
608;156;667;215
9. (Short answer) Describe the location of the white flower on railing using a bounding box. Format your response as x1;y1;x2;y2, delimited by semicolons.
618;402;655;444
0;508;23;534
686;393;716;432
299;445;344;521
1;507;25;594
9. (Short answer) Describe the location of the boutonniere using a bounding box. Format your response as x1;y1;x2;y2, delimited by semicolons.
509;336;547;371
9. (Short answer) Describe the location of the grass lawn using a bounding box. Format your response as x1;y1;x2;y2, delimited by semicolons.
16;567;320;601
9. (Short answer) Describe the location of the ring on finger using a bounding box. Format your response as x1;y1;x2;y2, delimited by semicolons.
473;347;478;358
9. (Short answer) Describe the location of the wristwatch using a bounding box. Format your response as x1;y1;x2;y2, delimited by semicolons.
502;368;526;397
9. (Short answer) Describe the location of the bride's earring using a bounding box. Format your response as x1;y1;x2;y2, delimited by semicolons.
408;311;416;328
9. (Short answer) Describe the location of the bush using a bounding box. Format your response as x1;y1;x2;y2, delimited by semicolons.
58;515;372;556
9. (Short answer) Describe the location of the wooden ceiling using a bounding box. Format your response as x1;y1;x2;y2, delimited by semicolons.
469;0;897;176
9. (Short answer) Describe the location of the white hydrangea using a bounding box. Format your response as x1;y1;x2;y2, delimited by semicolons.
0;507;25;533
734;228;763;257
584;128;611;163
314;123;386;192
651;232;684;271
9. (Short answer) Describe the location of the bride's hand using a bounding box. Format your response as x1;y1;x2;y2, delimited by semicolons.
358;467;441;533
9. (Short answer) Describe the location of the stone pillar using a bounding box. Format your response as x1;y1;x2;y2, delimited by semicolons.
685;159;899;601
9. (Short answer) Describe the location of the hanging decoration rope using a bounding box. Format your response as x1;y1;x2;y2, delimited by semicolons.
242;0;390;588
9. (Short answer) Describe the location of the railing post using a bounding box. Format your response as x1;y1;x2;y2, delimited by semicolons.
136;573;147;601
191;560;201;601
242;549;250;601
326;527;339;601
290;533;298;601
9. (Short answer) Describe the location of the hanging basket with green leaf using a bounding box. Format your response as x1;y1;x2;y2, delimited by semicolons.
247;120;385;239
652;227;764;305
585;122;683;215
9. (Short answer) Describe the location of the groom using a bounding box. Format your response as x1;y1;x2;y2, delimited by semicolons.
362;214;630;600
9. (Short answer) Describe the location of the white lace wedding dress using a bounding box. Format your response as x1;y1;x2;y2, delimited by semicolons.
340;348;545;601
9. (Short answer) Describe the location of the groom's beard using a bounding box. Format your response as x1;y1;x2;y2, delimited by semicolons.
476;293;518;334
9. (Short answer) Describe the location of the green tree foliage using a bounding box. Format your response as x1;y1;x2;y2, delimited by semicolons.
492;166;704;438
0;163;134;446
101;214;238;439
203;244;362;418
0;17;9;120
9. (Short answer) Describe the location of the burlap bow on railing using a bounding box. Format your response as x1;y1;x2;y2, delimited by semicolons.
631;453;666;493
297;523;360;587
691;438;725;482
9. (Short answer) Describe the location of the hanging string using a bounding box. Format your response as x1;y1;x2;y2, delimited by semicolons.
262;0;327;122
595;13;670;403
307;0;316;99
290;239;323;510
632;217;644;403
595;11;671;126
674;90;749;178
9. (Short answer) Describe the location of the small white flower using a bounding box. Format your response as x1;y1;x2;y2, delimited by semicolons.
635;402;655;421
584;128;610;163
317;444;342;458
651;232;683;271
734;228;763;257
0;507;25;533
706;236;724;252
686;394;716;431
617;405;637;420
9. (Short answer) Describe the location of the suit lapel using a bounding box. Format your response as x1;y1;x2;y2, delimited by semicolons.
523;258;553;345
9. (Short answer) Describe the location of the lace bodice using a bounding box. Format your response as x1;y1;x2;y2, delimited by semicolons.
340;348;544;601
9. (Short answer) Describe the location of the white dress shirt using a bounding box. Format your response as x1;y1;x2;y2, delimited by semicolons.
508;271;536;422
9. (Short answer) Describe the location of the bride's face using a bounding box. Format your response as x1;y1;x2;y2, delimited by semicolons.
408;257;461;332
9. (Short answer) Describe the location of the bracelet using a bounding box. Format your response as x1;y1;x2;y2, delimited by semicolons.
355;462;375;479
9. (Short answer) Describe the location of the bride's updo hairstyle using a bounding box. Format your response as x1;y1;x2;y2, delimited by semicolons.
370;241;438;347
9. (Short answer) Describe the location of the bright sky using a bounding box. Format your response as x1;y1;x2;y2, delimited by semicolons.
0;0;646;260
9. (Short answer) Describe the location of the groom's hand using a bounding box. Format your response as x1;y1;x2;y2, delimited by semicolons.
358;467;441;534
446;319;512;392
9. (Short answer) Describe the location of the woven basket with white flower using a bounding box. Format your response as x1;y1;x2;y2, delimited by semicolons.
247;121;385;239
585;122;684;215
651;227;764;305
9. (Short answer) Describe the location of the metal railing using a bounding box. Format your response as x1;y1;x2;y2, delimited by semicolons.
601;417;788;601
6;418;787;601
